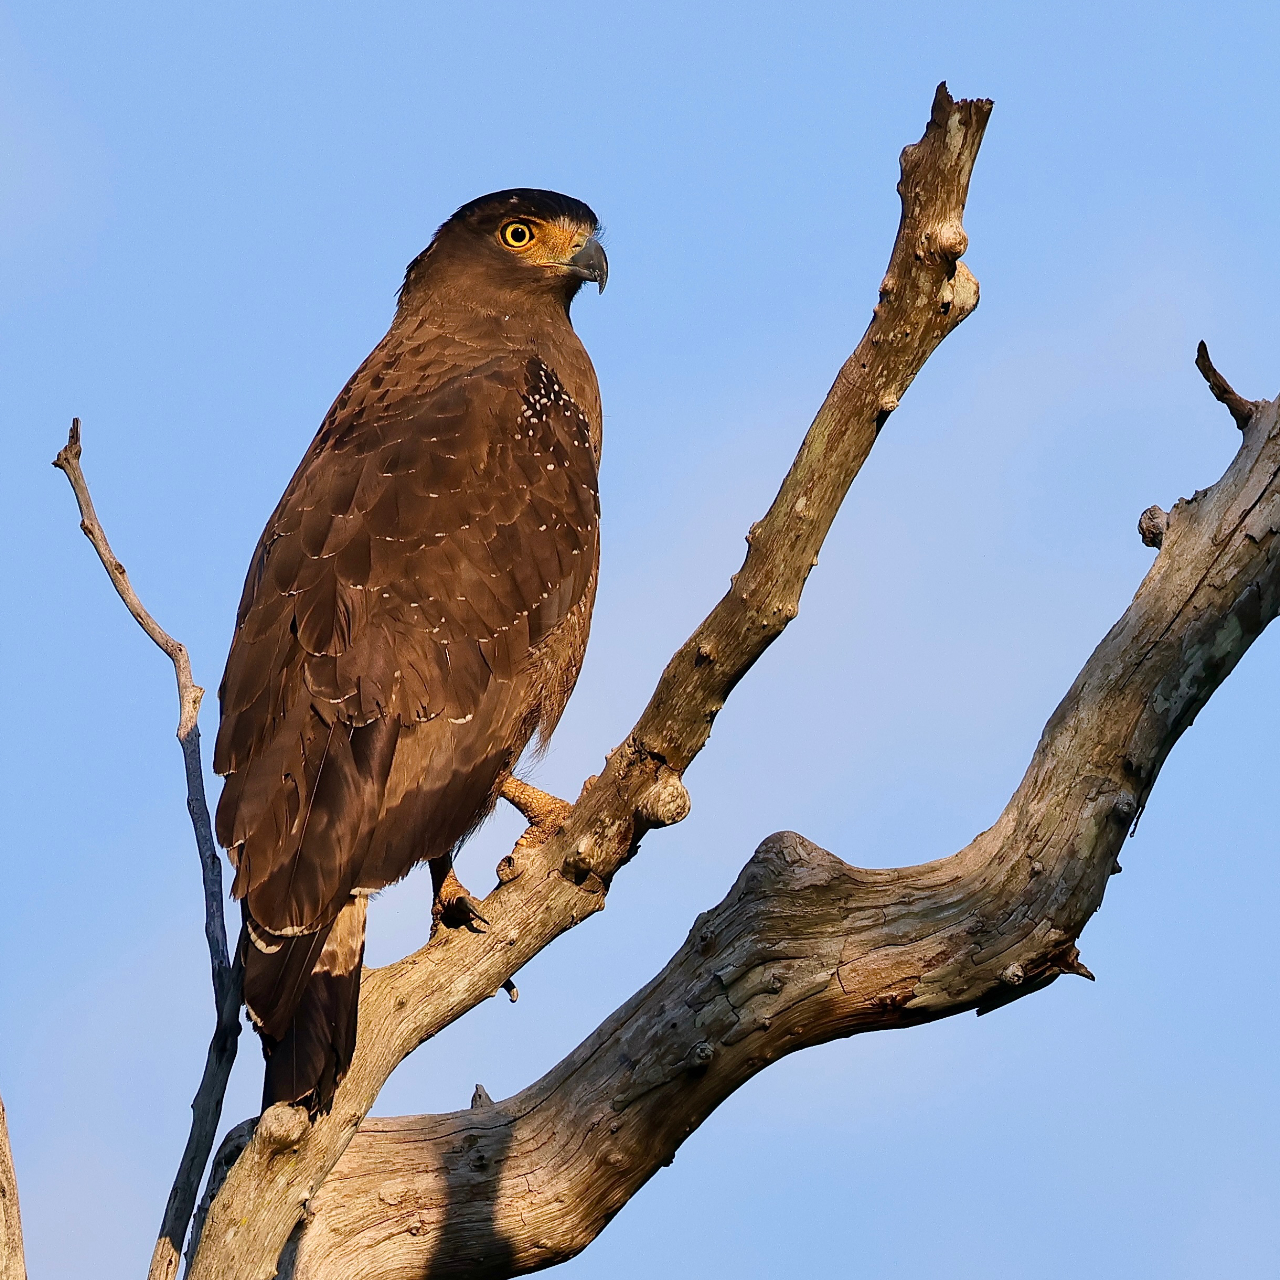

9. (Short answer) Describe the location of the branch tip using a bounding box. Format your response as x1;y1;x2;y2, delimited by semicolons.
52;416;83;472
928;80;994;118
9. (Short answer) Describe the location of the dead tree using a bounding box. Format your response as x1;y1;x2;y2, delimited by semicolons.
3;82;1276;1280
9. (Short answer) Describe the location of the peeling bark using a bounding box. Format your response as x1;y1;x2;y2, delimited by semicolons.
284;388;1280;1279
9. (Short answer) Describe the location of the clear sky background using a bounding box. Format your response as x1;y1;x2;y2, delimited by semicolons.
2;3;1278;1277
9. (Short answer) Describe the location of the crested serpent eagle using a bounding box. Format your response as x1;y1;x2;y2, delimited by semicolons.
214;189;608;1111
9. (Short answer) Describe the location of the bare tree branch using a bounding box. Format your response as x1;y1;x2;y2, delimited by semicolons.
0;1093;25;1280
50;421;242;1280
284;377;1280;1279
190;82;992;1280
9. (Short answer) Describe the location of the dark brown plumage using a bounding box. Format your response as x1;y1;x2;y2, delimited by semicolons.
214;189;606;1111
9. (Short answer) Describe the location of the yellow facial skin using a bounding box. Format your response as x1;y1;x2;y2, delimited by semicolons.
496;217;594;271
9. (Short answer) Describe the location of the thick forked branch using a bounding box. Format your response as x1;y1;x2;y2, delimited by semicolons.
190;82;991;1280
0;1093;25;1280
51;422;242;1280
289;382;1280;1279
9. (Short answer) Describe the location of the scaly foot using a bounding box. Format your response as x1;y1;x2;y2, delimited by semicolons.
500;776;574;853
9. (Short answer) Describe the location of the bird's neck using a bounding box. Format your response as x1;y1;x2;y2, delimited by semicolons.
399;282;581;360
387;287;599;435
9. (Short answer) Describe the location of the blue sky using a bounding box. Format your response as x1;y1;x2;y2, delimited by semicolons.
2;3;1278;1277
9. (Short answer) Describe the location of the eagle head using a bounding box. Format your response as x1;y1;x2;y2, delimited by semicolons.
400;188;606;310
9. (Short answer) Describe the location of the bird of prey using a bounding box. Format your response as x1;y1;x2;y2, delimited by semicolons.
213;189;607;1112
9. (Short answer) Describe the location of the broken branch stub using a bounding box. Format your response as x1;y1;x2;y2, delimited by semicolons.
188;83;991;1280
1195;340;1263;430
1138;505;1168;548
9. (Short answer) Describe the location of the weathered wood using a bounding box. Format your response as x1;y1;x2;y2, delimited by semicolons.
188;83;992;1280
0;1094;25;1280
286;385;1280;1280
185;1119;259;1279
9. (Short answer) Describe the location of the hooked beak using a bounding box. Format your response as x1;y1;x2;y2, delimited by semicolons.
566;236;608;293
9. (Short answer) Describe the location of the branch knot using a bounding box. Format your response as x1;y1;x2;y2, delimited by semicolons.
1138;505;1168;549
636;768;691;828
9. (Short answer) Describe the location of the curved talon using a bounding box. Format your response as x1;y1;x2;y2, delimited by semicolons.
501;977;519;1002
443;894;490;930
457;895;490;928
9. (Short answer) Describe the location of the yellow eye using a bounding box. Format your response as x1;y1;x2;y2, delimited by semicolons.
500;220;535;249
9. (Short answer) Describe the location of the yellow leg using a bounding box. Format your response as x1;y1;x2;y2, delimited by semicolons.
500;776;575;853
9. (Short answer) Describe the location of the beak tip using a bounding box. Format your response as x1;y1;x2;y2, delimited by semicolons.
568;238;608;294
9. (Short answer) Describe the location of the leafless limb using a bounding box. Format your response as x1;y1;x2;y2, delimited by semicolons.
189;82;993;1280
280;367;1280;1277
51;422;242;1280
0;1093;25;1280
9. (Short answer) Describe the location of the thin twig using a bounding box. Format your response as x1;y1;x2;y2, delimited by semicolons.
51;419;242;1280
52;420;228;981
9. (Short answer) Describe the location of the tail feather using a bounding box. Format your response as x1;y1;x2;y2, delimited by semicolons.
242;912;331;1043
245;895;367;1113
